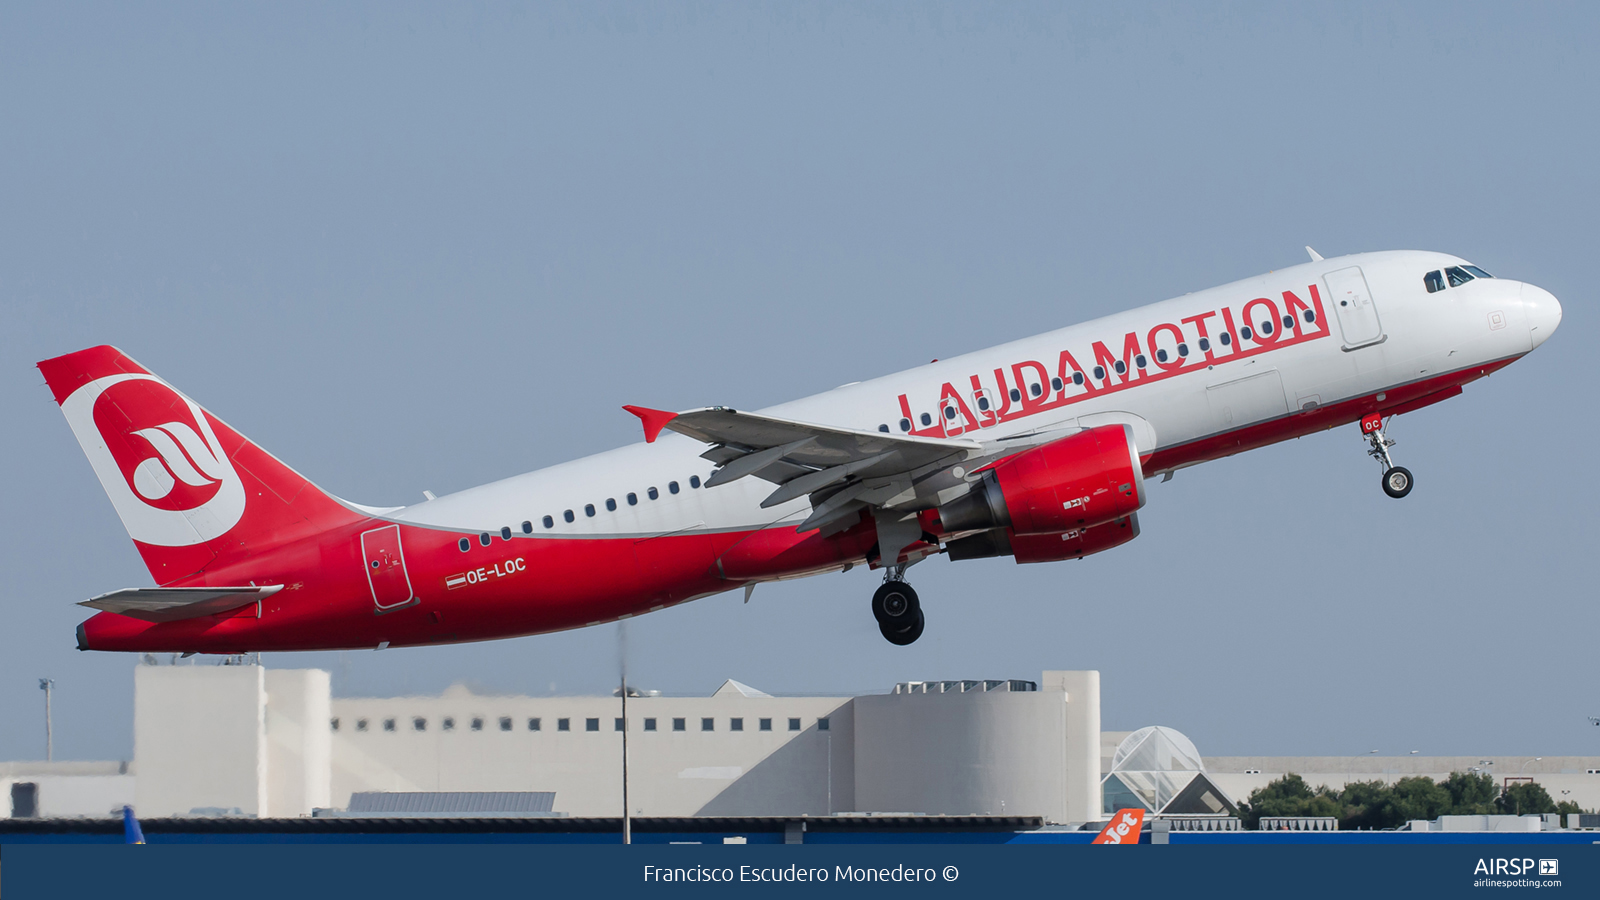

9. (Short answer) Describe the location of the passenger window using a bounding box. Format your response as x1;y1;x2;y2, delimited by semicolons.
899;418;911;432
627;493;637;506
563;510;575;523
1113;360;1126;375
521;521;532;534
584;504;595;517
878;424;889;432
1051;377;1062;392
1093;365;1106;380
669;481;679;494
479;532;491;546
1282;315;1293;330
458;537;470;552
1240;326;1253;340
1156;349;1167;363
1446;266;1475;287
977;396;990;411
1259;321;1272;335
1072;371;1084;385
501;526;511;540
1424;270;1446;293
606;498;617;511
648;487;659;500
920;412;932;426
1029;382;1042;397
1134;355;1146;369
1220;332;1232;346
943;406;956;420
1463;265;1494;279
1304;310;1315;323
1009;388;1021;402
1198;337;1210;352
690;476;701;488
542;516;554;529
1177;343;1189;357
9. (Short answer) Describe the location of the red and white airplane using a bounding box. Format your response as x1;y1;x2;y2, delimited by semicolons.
44;249;1559;652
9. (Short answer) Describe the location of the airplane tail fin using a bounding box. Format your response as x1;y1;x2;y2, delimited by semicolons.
38;346;366;585
1092;808;1147;844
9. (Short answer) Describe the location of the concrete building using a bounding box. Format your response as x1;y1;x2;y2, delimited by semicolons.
5;660;1598;824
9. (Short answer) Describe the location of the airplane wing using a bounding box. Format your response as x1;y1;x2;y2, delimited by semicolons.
78;585;283;623
626;405;985;537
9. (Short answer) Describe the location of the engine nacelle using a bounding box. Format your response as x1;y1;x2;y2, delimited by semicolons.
938;424;1146;536
945;514;1141;564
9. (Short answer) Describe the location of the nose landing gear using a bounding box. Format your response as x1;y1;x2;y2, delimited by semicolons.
872;566;924;646
1362;412;1413;499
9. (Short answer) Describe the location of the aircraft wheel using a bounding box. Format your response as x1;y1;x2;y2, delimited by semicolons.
1382;466;1413;499
871;581;920;625
881;609;925;646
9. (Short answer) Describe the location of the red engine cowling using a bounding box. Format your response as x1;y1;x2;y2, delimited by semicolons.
944;514;1141;564
938;423;1146;536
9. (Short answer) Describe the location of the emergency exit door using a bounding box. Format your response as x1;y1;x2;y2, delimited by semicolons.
361;524;416;611
1323;266;1385;349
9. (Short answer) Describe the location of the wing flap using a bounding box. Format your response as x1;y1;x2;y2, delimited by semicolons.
79;585;283;623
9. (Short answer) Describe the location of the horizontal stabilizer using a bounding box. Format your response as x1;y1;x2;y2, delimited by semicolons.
78;585;283;623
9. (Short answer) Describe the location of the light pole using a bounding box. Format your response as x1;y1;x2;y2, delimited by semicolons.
39;679;54;761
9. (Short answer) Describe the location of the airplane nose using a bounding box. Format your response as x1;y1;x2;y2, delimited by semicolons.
1522;283;1562;350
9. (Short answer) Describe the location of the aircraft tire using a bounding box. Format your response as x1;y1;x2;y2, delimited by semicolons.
871;581;920;625
1382;466;1414;499
881;609;925;646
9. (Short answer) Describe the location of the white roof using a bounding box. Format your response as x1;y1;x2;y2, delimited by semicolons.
712;679;772;698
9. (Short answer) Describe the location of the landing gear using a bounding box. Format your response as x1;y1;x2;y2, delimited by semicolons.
1362;413;1414;499
872;567;923;646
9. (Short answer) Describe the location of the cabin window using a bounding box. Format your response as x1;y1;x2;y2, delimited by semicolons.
627;493;637;506
459;537;470;552
920;412;932;426
1220;332;1232;346
1009;388;1021;402
605;498;617;511
1178;343;1189;357
584;504;595;517
501;526;512;540
1113;360;1126;375
1072;371;1084;385
1093;365;1106;380
563;510;575;523
690;475;701;488
1282;315;1294;330
1240;326;1253;340
1156;349;1168;363
542;516;554;529
943;406;956;420
1051;377;1063;392
1424;270;1446;293
977;396;990;411
479;532;491;546
1304;310;1316;323
1198;337;1210;352
1134;354;1147;369
521;520;533;534
648;487;659;500
878;424;889;432
1029;382;1042;397
669;481;680;494
899;418;911;432
1260;321;1272;335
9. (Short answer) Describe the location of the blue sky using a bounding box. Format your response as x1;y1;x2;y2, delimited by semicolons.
2;2;1595;761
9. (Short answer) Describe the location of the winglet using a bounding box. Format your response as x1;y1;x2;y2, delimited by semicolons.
1305;246;1324;262
623;405;678;443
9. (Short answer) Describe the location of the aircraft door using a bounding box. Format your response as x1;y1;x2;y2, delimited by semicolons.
361;524;417;612
1323;266;1385;349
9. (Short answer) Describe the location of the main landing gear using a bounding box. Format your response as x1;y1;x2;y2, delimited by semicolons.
872;566;924;646
1361;412;1413;499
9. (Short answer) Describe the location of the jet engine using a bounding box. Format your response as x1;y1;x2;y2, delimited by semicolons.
937;423;1146;536
944;514;1140;564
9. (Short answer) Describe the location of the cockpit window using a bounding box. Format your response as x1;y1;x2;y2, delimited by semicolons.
1445;266;1475;288
1462;265;1494;279
1424;270;1445;293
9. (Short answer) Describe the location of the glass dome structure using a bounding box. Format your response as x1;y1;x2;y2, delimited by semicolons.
1101;726;1237;816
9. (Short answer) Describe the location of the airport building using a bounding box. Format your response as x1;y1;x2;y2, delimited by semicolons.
4;659;1598;826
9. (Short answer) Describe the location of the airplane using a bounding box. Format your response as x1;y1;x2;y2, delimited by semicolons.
42;249;1560;651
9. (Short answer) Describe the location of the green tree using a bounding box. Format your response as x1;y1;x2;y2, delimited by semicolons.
1440;772;1498;815
1497;782;1557;816
1387;776;1454;823
1239;774;1340;829
1338;780;1400;831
